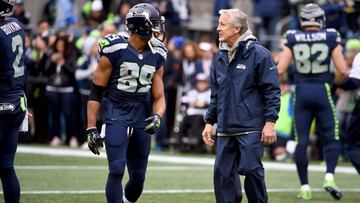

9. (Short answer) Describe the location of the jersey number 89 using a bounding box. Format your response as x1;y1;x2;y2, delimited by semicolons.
118;62;156;93
293;43;329;74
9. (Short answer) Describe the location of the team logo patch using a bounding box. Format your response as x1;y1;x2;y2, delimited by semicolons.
0;103;15;111
236;64;246;70
99;39;110;49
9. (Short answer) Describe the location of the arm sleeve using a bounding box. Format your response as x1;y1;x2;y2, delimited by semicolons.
283;30;295;50
98;34;127;65
327;28;341;51
156;54;166;70
256;49;281;122
204;58;218;124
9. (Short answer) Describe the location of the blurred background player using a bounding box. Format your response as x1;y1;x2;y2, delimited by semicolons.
277;3;348;200
0;0;27;202
86;3;167;203
179;73;211;153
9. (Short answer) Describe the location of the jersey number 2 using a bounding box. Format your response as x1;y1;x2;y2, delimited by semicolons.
293;43;329;74
12;35;24;78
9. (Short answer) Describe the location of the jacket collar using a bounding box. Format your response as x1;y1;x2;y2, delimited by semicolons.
218;29;257;61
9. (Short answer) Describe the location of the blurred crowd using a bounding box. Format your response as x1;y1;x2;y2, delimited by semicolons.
14;0;360;162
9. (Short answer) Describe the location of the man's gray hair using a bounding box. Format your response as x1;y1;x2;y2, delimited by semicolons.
219;9;249;35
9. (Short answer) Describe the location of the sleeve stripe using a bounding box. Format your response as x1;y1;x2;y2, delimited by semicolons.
102;43;128;54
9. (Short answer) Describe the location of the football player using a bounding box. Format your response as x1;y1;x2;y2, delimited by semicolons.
277;3;348;200
86;3;167;203
0;0;27;203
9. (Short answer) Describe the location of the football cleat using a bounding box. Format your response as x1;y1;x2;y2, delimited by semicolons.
297;187;312;200
323;180;342;200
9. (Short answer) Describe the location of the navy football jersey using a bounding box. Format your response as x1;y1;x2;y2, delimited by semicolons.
98;34;167;127
99;34;166;97
283;28;340;84
0;18;26;97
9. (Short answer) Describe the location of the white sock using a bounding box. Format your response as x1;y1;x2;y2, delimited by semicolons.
325;173;334;181
301;184;311;190
123;195;134;203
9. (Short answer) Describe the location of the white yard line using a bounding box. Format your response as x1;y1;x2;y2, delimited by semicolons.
1;188;360;195
17;146;358;174
15;165;211;171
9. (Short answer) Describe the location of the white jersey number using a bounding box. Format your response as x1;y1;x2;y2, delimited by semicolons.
293;43;329;74
117;62;156;93
12;35;25;78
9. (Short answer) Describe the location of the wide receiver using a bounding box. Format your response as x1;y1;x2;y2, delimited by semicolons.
86;3;167;203
277;3;347;201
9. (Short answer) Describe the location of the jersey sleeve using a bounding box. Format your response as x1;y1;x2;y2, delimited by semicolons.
98;34;128;64
326;28;341;52
283;30;297;49
155;53;166;70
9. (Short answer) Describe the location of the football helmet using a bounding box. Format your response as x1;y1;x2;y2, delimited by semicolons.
299;3;326;29
0;0;15;18
126;3;165;40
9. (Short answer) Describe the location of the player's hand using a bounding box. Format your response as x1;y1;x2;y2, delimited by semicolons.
261;122;277;145
86;127;104;155
144;114;161;134
202;124;214;147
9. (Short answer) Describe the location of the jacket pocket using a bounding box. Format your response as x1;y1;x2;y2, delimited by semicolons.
240;91;264;117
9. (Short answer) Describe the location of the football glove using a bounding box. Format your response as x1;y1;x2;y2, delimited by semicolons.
144;114;161;134
86;127;104;155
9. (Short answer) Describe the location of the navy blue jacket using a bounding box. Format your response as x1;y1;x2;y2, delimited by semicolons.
204;40;280;133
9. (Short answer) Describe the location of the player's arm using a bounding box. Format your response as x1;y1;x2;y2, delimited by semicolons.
145;67;166;134
86;56;112;155
87;56;112;128
144;66;166;134
277;46;293;82
331;45;348;84
151;66;166;116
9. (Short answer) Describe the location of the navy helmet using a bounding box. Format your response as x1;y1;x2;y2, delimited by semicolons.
126;3;165;39
0;0;15;18
299;3;326;29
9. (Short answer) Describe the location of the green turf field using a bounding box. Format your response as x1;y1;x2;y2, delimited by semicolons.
0;146;359;203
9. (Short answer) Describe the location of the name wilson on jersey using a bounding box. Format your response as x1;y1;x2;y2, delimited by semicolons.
294;32;327;42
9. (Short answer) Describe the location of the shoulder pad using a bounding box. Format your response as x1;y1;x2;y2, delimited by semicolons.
283;30;297;41
148;37;168;60
98;34;128;54
326;28;341;43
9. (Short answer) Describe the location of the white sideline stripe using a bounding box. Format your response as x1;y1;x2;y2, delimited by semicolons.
17;146;357;174
2;188;360;195
15;165;211;171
